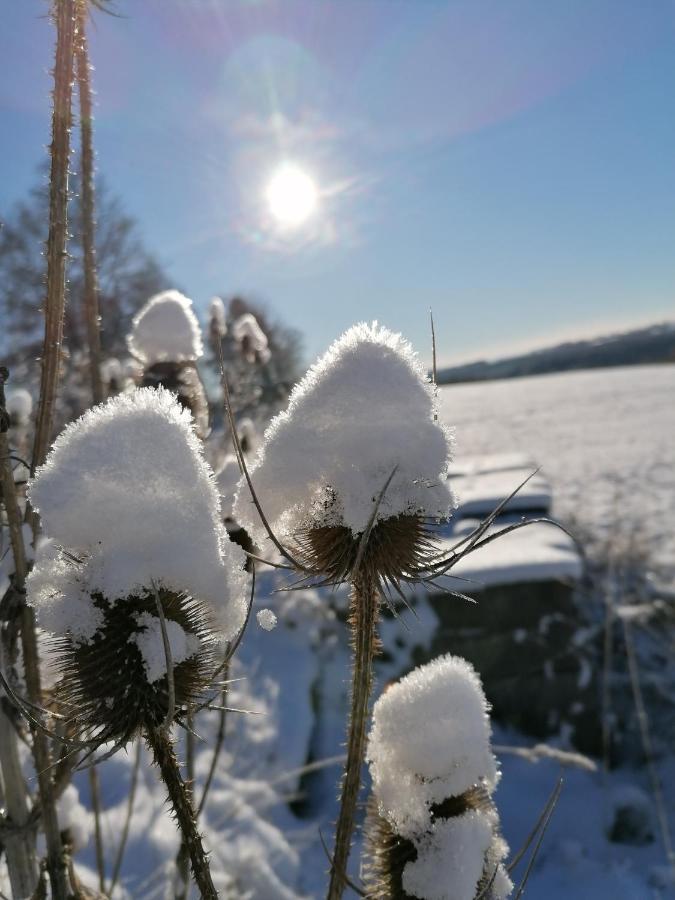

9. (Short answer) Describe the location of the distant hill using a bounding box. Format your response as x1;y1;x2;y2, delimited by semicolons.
437;321;675;385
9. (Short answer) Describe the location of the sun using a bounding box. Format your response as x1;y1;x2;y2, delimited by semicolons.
266;163;318;228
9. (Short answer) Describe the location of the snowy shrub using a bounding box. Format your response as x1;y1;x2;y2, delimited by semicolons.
27;387;248;742
364;655;512;900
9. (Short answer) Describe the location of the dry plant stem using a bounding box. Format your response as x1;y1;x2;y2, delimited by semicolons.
75;6;104;406
623;619;675;875
21;608;71;899
327;570;380;900
88;766;106;893
0;405;40;895
175;719;196;900
30;0;77;483
108;739;142;897
146;726;218;900
9;12;78;885
0;705;38;897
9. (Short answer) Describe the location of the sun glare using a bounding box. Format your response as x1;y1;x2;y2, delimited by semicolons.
266;163;318;228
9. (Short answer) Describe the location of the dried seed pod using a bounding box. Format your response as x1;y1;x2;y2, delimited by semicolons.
52;587;216;744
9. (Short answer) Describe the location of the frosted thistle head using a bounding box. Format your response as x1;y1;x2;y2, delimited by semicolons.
364;656;512;900
232;322;455;589
27;388;248;745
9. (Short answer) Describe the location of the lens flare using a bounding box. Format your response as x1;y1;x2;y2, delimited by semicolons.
266;163;318;228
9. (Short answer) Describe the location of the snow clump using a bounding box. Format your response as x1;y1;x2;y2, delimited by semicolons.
256;608;278;631
127;290;204;365
27;388;248;642
367;654;498;837
6;387;33;425
132;612;201;683
366;655;512;899
234;321;454;543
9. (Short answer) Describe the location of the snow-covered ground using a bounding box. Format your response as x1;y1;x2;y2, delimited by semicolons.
439;364;675;578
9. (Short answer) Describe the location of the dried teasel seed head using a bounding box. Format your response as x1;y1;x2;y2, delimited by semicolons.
362;787;495;900
294;511;438;589
52;587;216;744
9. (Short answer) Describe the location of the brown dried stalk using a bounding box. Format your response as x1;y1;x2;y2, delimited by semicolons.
0;411;38;897
30;0;77;481
327;568;380;900
146;725;218;900
22;0;80;894
75;1;104;406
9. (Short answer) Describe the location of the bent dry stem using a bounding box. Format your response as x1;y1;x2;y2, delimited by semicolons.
327;569;380;900
146;725;218;900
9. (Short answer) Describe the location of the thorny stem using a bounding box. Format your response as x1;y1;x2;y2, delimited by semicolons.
146;725;218;900
327;570;380;900
75;3;104;406
12;1;79;891
30;0;77;486
175;718;196;900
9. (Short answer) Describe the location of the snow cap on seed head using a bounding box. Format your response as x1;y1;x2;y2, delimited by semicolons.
128;290;204;365
367;655;499;839
27;388;248;642
209;296;227;338
233;321;454;543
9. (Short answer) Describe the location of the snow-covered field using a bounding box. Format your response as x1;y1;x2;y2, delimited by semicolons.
439;364;675;577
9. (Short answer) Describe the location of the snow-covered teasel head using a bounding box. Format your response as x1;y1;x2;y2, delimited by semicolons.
6;387;33;426
367;655;498;837
127;290;204;366
27;388;248;740
232;312;271;364
364;655;512;900
233;322;454;587
209;296;227;339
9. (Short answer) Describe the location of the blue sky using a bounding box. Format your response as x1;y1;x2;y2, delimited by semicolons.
2;0;674;367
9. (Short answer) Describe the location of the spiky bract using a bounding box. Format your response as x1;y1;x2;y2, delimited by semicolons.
52;588;216;745
294;513;437;592
363;787;500;900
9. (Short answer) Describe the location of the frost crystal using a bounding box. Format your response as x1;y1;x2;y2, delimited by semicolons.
367;654;498;837
216;454;241;520
234;322;454;542
27;388;248;641
256;608;278;631
131;612;201;683
127;290;204;365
